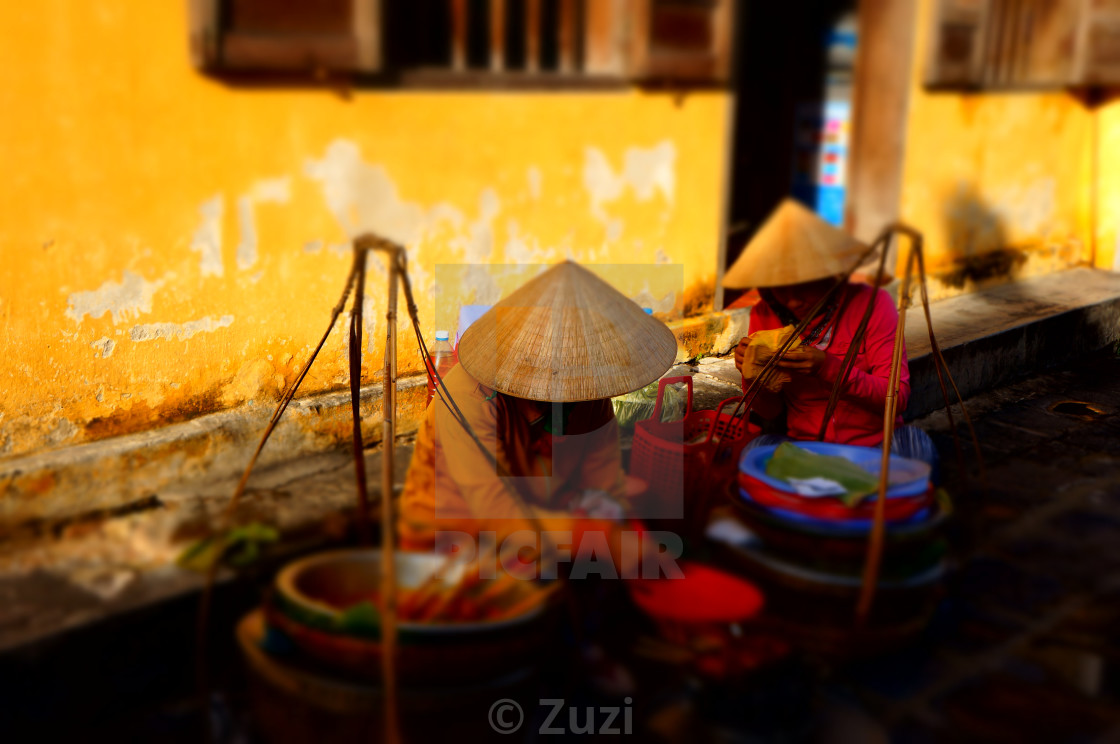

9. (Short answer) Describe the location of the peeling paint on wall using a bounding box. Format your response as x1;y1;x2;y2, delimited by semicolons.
633;283;676;313
0;3;727;465
66;271;165;324
583;141;677;222
252;176;291;204
527;166;542;199
190;194;225;277
426;203;465;232
235;178;290;271
504;220;538;264
236;195;258;271
129;315;234;342
305;139;424;246
48;417;77;446
90;337;116;358
463;188;502;263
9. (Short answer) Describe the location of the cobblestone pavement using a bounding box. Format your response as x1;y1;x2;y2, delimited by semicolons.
820;350;1120;743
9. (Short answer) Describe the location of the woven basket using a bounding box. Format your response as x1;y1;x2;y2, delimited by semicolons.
631;378;755;518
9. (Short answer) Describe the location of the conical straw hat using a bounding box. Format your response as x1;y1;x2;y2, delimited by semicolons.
457;262;678;402
723;199;871;288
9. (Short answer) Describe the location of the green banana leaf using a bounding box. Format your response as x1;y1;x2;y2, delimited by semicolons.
765;442;880;507
177;522;280;573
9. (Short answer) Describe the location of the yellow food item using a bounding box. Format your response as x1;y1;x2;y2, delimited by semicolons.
745;325;802;393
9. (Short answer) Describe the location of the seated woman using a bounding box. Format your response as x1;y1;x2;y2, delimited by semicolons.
724;199;937;468
398;261;679;571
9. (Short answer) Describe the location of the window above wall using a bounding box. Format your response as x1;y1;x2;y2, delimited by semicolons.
926;0;1120;88
187;0;734;86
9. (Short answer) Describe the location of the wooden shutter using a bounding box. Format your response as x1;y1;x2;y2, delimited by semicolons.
188;0;222;70
630;0;734;82
1075;0;1120;84
582;0;733;83
927;0;1120;88
583;0;632;76
187;0;382;73
1011;0;1080;86
926;0;990;87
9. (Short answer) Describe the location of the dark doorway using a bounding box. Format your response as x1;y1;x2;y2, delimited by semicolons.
724;1;858;307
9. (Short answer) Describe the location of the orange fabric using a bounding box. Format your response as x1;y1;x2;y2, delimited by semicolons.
399;364;627;548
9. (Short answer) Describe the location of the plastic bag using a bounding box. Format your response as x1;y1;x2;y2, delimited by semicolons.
612;376;689;427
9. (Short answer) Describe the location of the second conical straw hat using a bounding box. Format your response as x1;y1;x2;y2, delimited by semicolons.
723;198;870;288
457;262;678;402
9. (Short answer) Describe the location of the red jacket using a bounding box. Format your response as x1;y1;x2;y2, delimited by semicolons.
743;284;908;446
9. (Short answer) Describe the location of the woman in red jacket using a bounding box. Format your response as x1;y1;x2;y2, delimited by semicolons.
725;199;937;467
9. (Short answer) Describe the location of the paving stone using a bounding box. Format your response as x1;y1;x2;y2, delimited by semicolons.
947;418;1035;460
1049;508;1120;543
948;556;1066;618
1036;591;1120;680
933;598;1028;655
886;716;948;744
991;531;1120;594
1083;481;1120;514
933;666;1118;743
837;641;962;703
979;400;1085;440
1015;637;1120;705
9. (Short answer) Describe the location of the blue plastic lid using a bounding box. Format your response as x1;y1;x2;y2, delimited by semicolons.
739;442;931;499
643;308;653;315
434;330;450;341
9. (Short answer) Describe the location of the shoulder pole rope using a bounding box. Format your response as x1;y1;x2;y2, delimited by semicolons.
711;240;881;452
854;224;985;623
394;252;559;570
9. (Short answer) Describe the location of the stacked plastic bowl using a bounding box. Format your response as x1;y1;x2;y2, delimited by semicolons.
722;442;950;653
263;549;550;685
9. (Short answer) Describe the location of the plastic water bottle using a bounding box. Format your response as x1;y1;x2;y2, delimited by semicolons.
426;330;456;406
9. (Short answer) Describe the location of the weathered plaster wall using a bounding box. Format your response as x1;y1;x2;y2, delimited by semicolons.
0;1;729;459
1096;96;1120;274
899;0;1094;300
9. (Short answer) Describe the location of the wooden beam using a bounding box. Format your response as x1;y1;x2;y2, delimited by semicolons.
490;0;506;71
584;0;628;76
187;0;222;70
451;0;468;71
626;0;651;79
558;0;577;72
846;0;918;246
710;0;734;83
526;0;541;72
352;0;381;72
222;33;358;70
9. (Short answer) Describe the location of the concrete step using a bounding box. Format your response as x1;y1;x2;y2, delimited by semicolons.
905;268;1120;418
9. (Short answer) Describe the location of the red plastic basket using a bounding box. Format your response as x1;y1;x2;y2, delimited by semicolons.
630;377;755;517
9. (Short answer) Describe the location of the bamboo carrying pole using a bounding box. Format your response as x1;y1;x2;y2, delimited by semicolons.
853;224;983;624
713;220;982;626
378;244;401;744
856;245;915;623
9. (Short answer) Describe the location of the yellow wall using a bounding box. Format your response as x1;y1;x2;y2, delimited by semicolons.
1096;96;1120;273
0;2;730;458
899;0;1094;299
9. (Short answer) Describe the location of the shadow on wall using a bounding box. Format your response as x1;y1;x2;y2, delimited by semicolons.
938;187;1026;290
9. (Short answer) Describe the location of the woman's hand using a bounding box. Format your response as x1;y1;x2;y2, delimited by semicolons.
734;337;760;376
776;347;827;376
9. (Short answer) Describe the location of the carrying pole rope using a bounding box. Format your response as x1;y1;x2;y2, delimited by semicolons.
856;244;917;623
